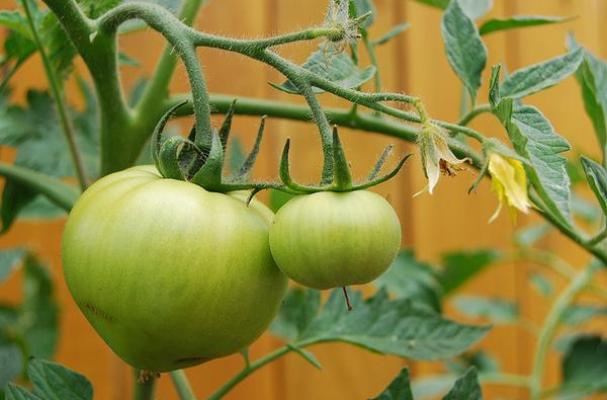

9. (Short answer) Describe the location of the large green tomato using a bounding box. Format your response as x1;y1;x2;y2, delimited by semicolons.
269;190;401;290
62;166;287;372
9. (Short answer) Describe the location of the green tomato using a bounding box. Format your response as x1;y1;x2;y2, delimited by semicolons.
269;190;401;290
62;166;287;372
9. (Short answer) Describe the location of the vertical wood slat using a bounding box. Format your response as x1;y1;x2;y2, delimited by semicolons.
0;1;606;399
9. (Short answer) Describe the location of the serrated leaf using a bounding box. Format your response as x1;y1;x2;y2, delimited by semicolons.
449;350;499;375
351;0;376;29
0;248;25;282
496;102;572;224
20;258;59;359
443;368;482;400
374;249;443;312
271;48;376;95
453;296;518;324
500;48;583;99
373;22;410;46
271;287;489;361
5;384;42;400
457;0;492;20
441;0;487;101
438;250;500;296
562;305;607;326
480;16;571;36
514;223;551;247
561;335;607;397
371;368;413;400
0;10;31;38
581;157;607;216
574;49;607;157
0;344;23;388
529;273;554;297
28;359;93;400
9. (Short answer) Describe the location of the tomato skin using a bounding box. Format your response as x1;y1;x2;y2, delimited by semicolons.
62;166;287;372
269;190;401;290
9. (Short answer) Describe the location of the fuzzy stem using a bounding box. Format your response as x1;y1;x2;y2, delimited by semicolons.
170;370;197;400
529;264;598;400
22;0;88;190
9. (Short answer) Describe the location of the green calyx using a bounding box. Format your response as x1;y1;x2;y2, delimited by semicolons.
279;126;411;193
152;103;409;195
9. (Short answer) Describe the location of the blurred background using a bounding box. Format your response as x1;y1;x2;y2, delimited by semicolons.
1;0;607;398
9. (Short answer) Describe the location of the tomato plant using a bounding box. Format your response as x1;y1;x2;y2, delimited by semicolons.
0;0;606;399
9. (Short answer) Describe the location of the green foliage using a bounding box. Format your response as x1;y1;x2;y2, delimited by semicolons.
441;0;487;102
514;223;551;247
375;249;443;312
581;157;607;216
271;287;489;360
6;359;92;400
573;47;607;157
443;368;482;400
0;248;26;282
453;296;518;324
371;369;414;400
500;48;583;99
372;23;410;46
271;46;376;95
562;305;607;326
561;335;607;397
0;252;59;396
479;16;571;36
0;81;97;230
529;272;554;297
438;250;500;296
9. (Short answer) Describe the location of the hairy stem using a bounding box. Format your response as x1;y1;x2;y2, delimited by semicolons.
23;0;88;190
134;0;207;132
529;264;599;400
208;346;292;400
132;372;156;400
170;370;197;400
458;104;491;126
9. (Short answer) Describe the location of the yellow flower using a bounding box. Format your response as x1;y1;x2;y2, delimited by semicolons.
487;152;531;222
418;123;467;194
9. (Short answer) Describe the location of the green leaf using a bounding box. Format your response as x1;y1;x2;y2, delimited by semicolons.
561;335;607;396
20;258;59;359
438;250;500;296
270;47;376;95
562;305;607;326
479;16;571;36
28;359;93;400
373;23;410;46
514;223;551;247
581;157;607;216
500;48;583;99
495;102;572;224
371;368;413;400
449;350;499;375
0;88;99;178
269;190;295;212
5;384;42;400
271;288;489;361
1;181;37;233
413;0;449;10
374;249;443;312
571;194;601;223
441;0;487;101
0;344;23;388
573;48;607;156
443;368;482;400
453;296;518;324
457;0;492;20
0;248;25;282
351;0;376;29
118;52;140;67
529;272;554;297
0;11;31;38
